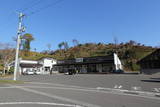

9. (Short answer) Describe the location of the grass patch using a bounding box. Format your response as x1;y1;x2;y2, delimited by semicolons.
0;74;13;78
0;80;24;84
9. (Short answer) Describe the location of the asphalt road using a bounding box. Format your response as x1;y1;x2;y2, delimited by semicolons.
19;74;160;92
0;74;160;107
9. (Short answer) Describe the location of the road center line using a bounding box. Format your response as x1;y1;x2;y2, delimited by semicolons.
0;102;80;107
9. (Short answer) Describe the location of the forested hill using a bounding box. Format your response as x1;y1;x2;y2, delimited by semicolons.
0;40;157;71
50;41;156;71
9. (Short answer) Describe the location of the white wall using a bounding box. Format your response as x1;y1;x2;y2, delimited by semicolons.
39;58;57;74
20;60;38;64
43;59;54;67
114;53;123;70
18;58;57;75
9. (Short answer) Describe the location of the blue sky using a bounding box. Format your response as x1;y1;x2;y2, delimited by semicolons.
0;0;160;51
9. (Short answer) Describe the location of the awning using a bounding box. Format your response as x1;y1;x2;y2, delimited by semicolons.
20;63;42;68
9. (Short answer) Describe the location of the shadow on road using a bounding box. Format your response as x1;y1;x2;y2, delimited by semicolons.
150;78;160;80
141;78;160;83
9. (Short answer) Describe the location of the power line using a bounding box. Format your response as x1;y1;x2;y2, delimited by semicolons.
21;0;44;12
17;0;43;12
0;12;15;33
28;0;64;16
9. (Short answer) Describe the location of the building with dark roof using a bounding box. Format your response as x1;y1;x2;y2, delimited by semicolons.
54;53;123;73
138;49;160;74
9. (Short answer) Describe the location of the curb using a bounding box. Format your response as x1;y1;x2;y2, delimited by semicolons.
122;90;160;98
123;91;139;95
96;87;160;98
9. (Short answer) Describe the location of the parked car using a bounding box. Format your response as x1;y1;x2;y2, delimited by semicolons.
64;72;69;75
68;69;76;75
112;69;124;74
35;70;41;75
26;69;34;75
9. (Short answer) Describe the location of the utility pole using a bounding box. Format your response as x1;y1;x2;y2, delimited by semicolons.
13;13;25;81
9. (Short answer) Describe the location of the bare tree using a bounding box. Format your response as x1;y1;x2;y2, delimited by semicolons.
46;43;51;52
63;42;69;51
113;36;119;53
0;43;15;75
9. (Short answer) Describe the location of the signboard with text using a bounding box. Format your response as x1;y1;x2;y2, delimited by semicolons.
76;58;83;62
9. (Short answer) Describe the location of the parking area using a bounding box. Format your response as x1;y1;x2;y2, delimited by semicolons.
18;74;160;92
0;74;160;107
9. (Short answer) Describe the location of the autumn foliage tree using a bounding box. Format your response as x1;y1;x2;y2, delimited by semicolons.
22;33;34;56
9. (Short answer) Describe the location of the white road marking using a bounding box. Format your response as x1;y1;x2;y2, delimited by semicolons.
96;87;160;100
9;85;100;107
153;88;160;92
118;85;123;89
0;87;15;89
26;82;86;89
7;85;160;100
4;82;160;103
131;86;142;91
114;85;123;89
0;102;80;107
114;85;118;89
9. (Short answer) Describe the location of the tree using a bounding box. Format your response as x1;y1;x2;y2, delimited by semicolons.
63;42;69;51
113;36;118;53
47;44;51;51
34;48;37;52
57;42;69;58
58;43;63;50
127;40;137;46
72;39;79;46
22;33;34;51
58;42;69;51
0;43;15;75
46;43;51;54
137;43;141;46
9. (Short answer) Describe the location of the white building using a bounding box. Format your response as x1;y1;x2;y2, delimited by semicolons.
19;59;40;75
38;58;57;74
9;57;57;75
